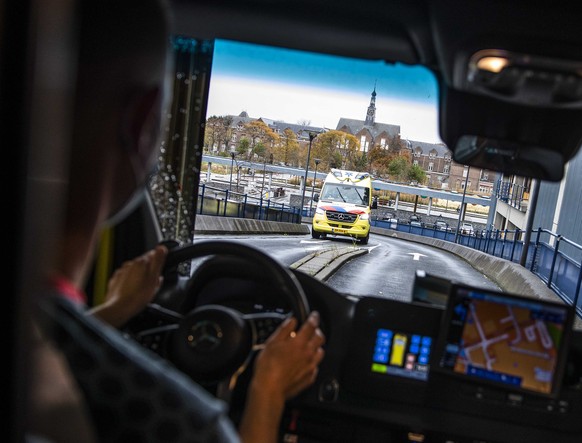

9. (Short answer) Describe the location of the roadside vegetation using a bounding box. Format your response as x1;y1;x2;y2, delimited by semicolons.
204;116;427;185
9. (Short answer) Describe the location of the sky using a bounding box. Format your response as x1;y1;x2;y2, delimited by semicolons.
206;39;443;144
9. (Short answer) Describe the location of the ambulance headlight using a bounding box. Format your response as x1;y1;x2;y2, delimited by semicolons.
360;213;369;220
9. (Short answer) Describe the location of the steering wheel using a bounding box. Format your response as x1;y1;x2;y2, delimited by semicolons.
128;240;310;403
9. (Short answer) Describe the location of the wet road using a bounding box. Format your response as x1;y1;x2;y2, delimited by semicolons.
193;232;499;302
325;234;499;302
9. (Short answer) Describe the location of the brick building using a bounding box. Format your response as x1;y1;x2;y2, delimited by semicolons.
335;88;497;193
205;89;497;194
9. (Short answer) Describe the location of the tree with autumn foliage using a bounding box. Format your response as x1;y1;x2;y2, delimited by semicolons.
365;134;406;177
204;115;233;153
274;128;300;166
244;120;279;161
385;134;405;156
310;130;359;171
367;145;392;177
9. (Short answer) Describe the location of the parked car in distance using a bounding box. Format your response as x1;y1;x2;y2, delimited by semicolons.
460;222;475;235
381;212;398;222
409;214;423;227
434;220;451;232
379;211;398;229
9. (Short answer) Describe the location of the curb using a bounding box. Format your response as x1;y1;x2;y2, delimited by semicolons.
290;246;369;281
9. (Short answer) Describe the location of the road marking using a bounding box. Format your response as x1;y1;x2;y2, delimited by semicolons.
408;252;427;261
300;240;330;244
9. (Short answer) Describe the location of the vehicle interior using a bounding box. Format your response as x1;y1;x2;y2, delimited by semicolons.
6;0;582;442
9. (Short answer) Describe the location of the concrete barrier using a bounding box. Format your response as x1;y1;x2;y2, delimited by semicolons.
371;226;562;303
195;214;310;235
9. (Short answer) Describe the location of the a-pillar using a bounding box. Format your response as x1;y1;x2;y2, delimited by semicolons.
427;197;433;216
206;162;212;182
394;192;400;210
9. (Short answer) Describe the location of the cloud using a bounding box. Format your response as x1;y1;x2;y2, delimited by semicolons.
207;75;443;144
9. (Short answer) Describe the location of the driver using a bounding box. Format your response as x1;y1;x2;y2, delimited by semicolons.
28;0;325;442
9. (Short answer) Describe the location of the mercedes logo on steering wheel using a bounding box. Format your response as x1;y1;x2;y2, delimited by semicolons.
187;320;223;351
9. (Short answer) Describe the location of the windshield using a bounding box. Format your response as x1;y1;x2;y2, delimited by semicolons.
149;37;501;299
148;37;582;320
320;183;369;206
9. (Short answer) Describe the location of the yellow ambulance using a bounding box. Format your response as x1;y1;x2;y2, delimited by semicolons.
312;169;377;244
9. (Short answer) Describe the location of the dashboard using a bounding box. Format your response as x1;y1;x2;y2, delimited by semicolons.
128;254;582;443
281;270;582;443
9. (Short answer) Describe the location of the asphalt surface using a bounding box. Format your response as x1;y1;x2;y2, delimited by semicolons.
195;214;582;329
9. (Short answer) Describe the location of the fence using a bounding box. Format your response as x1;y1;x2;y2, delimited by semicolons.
496;180;529;210
198;183;301;224
372;218;582;318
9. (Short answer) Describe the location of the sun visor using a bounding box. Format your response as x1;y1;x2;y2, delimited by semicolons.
170;1;423;63
440;87;582;181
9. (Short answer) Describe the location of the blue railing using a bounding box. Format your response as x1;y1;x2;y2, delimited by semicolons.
372;218;582;318
198;183;302;223
496;180;529;210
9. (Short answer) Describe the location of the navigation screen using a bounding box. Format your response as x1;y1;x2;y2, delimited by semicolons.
372;329;432;381
437;285;573;396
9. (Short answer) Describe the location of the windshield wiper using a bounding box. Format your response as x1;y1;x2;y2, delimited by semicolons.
336;188;347;202
353;187;365;205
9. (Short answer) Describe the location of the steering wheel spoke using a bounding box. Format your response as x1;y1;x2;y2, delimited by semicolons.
244;312;289;349
132;324;180;354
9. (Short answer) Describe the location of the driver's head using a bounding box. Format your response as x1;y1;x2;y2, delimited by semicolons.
67;0;172;229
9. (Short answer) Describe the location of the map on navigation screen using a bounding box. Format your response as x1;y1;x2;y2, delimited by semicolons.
436;285;573;396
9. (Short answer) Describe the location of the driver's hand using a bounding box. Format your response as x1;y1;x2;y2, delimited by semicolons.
253;311;326;401
239;312;325;443
89;245;168;328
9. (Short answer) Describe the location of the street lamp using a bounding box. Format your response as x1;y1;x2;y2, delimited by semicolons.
454;165;470;243
299;132;318;215
229;151;235;191
260;153;273;198
309;158;321;215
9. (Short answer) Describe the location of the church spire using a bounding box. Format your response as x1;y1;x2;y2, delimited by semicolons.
364;84;377;126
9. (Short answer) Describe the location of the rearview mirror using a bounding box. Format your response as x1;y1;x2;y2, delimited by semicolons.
454;135;565;181
313;193;319;202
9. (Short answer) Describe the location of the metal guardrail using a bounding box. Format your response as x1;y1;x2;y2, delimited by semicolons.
496;180;529;210
202;154;493;206
372;218;582;318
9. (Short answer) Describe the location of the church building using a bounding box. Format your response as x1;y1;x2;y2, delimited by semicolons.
335;87;401;152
